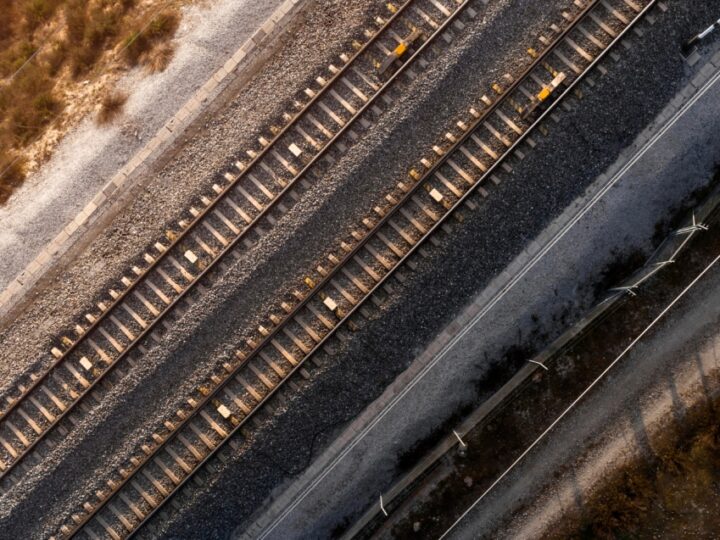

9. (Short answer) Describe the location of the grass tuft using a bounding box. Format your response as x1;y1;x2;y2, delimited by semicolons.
96;90;128;125
0;40;38;78
0;155;27;205
145;42;175;73
124;11;179;67
0;0;182;204
11;90;64;144
23;0;63;32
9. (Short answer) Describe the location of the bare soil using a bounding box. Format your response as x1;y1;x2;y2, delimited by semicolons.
561;400;720;540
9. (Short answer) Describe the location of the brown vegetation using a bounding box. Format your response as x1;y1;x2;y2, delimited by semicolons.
0;0;186;204
144;42;176;74
123;11;180;67
96;90;128;125
569;402;720;539
0;157;27;205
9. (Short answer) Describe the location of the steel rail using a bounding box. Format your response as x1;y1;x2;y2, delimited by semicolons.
67;0;641;536
0;0;419;427
0;0;474;486
55;0;481;535
0;0;468;485
349;0;662;535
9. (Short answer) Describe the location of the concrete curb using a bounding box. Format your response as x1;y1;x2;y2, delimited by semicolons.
240;48;720;540
0;0;308;319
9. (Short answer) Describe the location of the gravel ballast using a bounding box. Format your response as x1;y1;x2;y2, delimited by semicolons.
155;2;720;538
0;0;388;390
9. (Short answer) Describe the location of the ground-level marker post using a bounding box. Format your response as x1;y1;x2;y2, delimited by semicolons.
682;17;720;57
528;359;549;371
453;430;468;448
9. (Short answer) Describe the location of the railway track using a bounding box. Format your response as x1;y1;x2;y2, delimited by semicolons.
53;0;657;537
0;0;483;490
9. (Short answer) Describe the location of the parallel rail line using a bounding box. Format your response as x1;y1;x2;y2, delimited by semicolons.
0;0;481;489
56;0;654;537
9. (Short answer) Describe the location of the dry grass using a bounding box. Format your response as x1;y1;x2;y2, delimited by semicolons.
123;11;180;67
0;0;186;204
0;156;27;205
144;42;176;74
96;90;128;125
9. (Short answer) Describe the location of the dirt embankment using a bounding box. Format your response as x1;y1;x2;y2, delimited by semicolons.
0;0;192;204
560;399;720;539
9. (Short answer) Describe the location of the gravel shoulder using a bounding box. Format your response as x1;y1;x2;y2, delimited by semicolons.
0;0;286;290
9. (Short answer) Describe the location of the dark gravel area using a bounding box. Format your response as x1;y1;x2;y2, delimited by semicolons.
0;0;386;532
148;1;720;538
